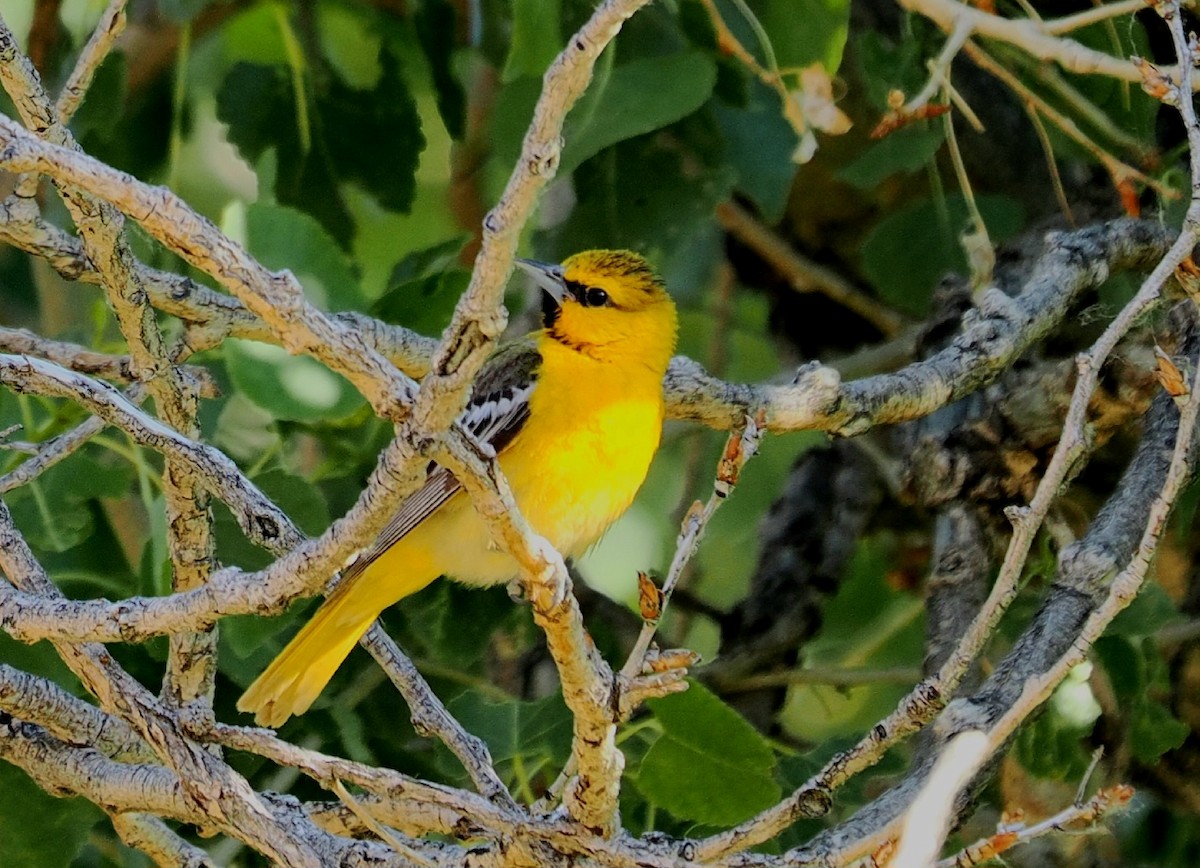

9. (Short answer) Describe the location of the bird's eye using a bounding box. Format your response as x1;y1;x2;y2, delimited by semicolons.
585;287;609;307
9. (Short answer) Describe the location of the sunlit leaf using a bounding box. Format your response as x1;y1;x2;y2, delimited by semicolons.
637;683;780;825
223;339;366;423
760;0;850;73
246;203;364;311
493;51;718;176
503;0;562;82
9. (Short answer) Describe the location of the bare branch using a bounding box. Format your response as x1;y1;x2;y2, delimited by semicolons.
896;0;1182;85
1;412;108;494
0;326;215;393
0;663;153;763
666;219;1176;433
109;812;216;868
1;0;1193;862
0;7;221;711
621;416;765;682
358;624;517;809
55;0;126;125
0;504;326;865
935;782;1133;868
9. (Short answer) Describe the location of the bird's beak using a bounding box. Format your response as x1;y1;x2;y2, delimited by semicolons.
515;258;568;304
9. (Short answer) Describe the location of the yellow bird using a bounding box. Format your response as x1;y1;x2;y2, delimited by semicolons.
238;250;678;726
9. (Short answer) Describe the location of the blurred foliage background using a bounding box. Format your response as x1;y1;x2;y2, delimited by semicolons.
1;0;1198;865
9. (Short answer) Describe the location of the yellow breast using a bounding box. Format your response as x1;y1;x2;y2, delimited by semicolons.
504;339;665;557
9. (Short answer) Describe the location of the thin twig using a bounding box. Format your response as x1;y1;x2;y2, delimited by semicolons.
1041;0;1146;35
692;227;1193;864
0;327;216;393
695;0;809;142
963;40;1169;197
55;0;127;124
620;415;766;683
898;0;1180;87
331;779;437;867
934;783;1134;868
359;624;517;808
717;666;923;692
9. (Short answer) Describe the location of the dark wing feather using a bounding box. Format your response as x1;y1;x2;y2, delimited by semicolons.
340;341;541;584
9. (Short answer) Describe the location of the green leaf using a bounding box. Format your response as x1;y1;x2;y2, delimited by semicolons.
316;3;383;89
1107;583;1181;638
387;235;471;284
8;492;93;554
1094;636;1144;704
223;336;365;423
647;680;775;769
778;536;924;742
759;0;850;73
216;62;297;165
1013;708;1094;780
213;468;330;572
219;600;317;684
1064;22;1157;150
539;121;735;259
679;0;719;50
245;203;364;311
415;0;467;138
561;51;717;175
372;236;471;335
330;701;378;765
52;450;136;500
636;734;781;825
713;84;799;221
222;2;289;65
1130;700;1189;764
446;691;572;764
503;0;562;82
322;49;425;213
158;0;218;23
398;583;518;667
0;760;103;868
0;633;82;694
860;195;1025;316
71;53;127;143
691;435;825;609
854;31;925;112
5;452;134;554
255;469;331;536
493;51;718;176
373;270;468;336
140;492;170;597
1094;636;1189;764
838;126;944;189
216;48;423;247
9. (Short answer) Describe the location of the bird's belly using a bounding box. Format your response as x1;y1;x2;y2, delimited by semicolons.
441;393;663;586
506;394;662;556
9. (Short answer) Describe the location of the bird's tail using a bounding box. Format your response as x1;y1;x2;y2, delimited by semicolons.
237;581;384;728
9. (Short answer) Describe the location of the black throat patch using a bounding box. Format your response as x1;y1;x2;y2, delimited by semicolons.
541;291;561;329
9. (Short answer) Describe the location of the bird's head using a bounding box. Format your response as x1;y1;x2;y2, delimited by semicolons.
516;249;678;372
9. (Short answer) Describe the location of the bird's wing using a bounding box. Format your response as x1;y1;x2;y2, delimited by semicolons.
339;342;541;584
